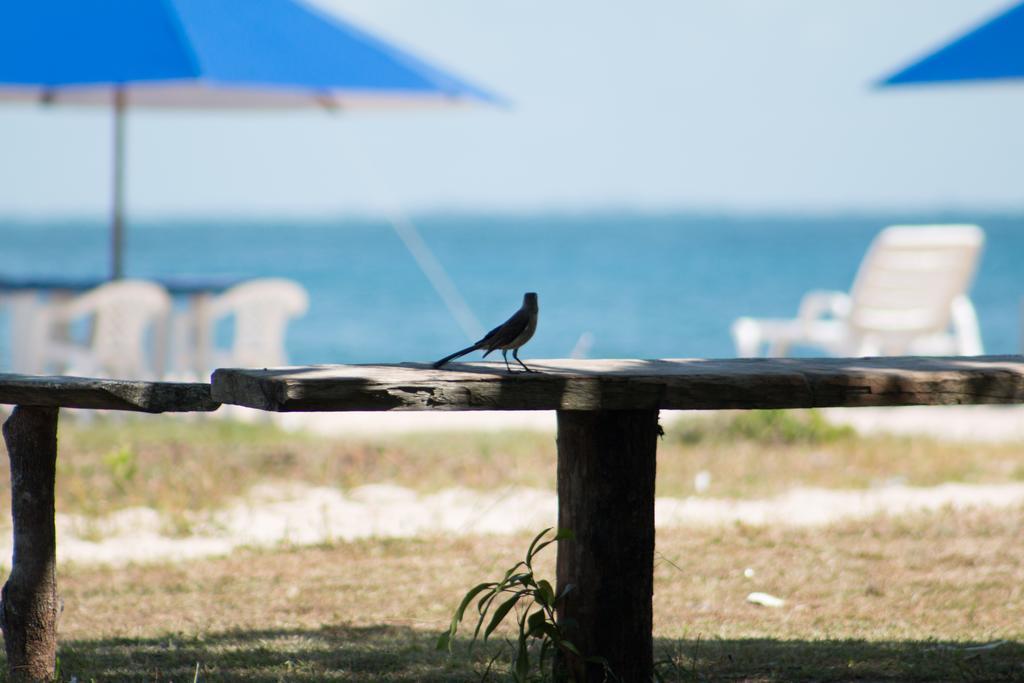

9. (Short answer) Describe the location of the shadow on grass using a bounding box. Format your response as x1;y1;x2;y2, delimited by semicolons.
652;636;1024;682
56;624;492;683
50;625;1024;682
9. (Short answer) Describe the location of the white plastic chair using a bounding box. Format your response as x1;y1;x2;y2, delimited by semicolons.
731;225;985;358
41;279;172;379
2;291;52;375
197;278;309;372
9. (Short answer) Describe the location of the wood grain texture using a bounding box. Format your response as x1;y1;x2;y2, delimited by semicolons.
555;410;658;682
0;375;218;413
1;407;59;682
211;355;1024;412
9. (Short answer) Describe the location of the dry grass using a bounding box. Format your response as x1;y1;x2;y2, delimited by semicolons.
2;409;1022;679
52;506;1024;681
18;409;1024;525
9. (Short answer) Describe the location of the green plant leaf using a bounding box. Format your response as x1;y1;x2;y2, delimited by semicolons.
529;527;573;562
536;579;555;607
539;637;554;671
514;629;530;680
473;586;507;643
471;607;489;644
455;582;496;624
507;571;535;588
484;593;521;641
526;608;547;634
477;588;498;615
500;561;528;587
440;582;497;653
441;528;582;677
530;620;561;642
525;527;554;566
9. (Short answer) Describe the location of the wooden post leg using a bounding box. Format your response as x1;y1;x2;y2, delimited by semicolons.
1;406;59;682
555;409;658;683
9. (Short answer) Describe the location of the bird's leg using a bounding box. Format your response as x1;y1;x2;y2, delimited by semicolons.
513;348;535;373
501;349;514;373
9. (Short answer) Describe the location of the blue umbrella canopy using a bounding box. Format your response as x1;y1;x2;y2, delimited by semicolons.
0;0;497;277
881;1;1024;86
0;0;495;107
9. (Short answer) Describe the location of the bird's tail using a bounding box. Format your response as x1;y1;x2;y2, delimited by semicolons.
433;344;480;369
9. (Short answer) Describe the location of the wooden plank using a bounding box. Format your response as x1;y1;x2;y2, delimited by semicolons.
211;355;1024;412
0;374;219;413
555;409;658;682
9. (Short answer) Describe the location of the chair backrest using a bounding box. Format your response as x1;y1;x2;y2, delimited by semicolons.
204;278;309;368
58;279;172;378
848;225;984;347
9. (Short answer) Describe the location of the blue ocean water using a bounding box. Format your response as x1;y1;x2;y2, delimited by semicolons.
0;212;1021;366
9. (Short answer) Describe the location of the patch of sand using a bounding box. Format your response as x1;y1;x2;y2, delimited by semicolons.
820;405;1024;442
259;405;1024;443
26;480;1024;567
272;408;558;435
27;404;1024;566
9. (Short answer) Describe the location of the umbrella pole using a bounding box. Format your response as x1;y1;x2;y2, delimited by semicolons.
111;89;126;280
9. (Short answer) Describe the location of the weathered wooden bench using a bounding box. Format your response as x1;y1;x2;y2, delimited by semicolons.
1;356;1023;681
211;355;1024;682
0;375;218;681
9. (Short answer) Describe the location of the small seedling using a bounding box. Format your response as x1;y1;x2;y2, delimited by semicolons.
438;527;614;682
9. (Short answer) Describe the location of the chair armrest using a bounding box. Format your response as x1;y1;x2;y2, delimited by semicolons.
797;290;851;323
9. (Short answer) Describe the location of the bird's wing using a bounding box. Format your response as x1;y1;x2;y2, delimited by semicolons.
478;321;505;346
480;308;530;351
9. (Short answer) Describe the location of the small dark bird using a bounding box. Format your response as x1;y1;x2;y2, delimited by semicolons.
433;292;539;372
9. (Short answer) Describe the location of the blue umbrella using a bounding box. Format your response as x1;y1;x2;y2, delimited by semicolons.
880;1;1024;86
0;0;496;278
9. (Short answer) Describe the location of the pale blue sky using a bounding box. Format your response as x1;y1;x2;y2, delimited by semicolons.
2;0;1024;217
